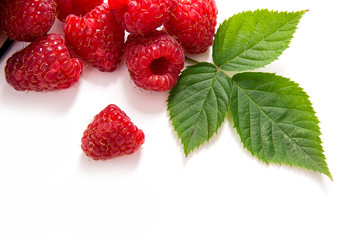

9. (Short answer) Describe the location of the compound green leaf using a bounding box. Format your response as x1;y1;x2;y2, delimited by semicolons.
168;62;232;156
213;9;306;72
231;72;332;179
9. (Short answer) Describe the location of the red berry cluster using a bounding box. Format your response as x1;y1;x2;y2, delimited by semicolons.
111;0;218;91
0;0;217;160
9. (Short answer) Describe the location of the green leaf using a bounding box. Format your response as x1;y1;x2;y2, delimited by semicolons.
230;72;332;179
167;62;232;156
213;9;306;72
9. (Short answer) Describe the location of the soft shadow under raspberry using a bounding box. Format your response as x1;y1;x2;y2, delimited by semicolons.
78;149;142;174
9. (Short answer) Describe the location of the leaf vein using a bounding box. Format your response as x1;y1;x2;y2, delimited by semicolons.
277;122;320;134
169;85;212;114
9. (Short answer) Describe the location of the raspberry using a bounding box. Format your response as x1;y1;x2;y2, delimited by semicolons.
124;30;184;91
64;3;125;72
5;33;83;92
0;0;56;42
56;0;103;21
109;0;178;35
164;0;218;54
81;104;145;160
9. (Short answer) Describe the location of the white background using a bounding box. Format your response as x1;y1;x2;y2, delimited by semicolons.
1;0;359;239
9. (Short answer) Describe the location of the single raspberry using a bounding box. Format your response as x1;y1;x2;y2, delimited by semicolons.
164;0;218;54
64;3;125;72
81;104;145;160
56;0;103;21
5;33;83;92
0;0;56;42
109;0;178;35
124;30;184;91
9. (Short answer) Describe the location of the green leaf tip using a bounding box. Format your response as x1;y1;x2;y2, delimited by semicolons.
230;72;332;180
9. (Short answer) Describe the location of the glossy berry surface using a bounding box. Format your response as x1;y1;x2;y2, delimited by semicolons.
5;33;83;92
81;104;145;160
164;0;218;54
56;0;103;21
64;3;125;72
124;30;184;91
109;0;178;35
0;0;56;42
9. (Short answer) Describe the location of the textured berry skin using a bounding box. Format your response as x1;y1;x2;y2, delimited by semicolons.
64;3;125;72
0;0;56;42
124;31;184;91
109;0;178;35
56;0;103;21
5;33;83;92
81;104;145;160
164;0;218;54
108;0;128;28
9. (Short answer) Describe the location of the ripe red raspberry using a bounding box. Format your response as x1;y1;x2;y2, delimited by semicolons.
124;30;184;91
5;33;83;92
0;0;56;42
81;104;145;160
64;3;125;72
56;0;103;21
164;0;218;54
109;0;178;35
